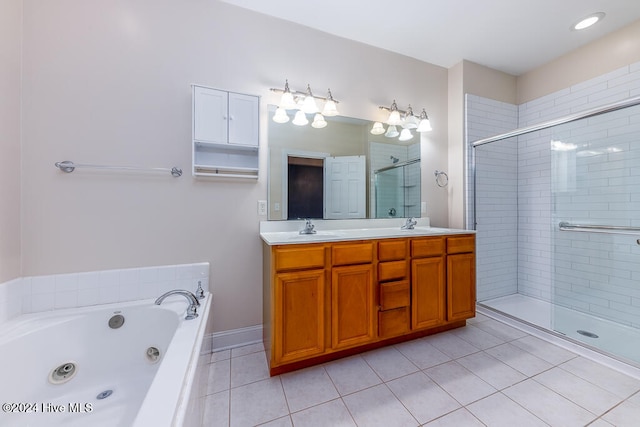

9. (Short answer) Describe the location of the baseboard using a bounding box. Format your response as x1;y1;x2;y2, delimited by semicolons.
201;324;263;354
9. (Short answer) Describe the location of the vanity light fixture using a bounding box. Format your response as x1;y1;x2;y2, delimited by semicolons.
322;89;339;116
311;113;327;129
272;106;290;124
270;80;341;128
370;121;385;135
374;101;433;140
292;110;309;126
416;109;432;132
398;128;414;142
384;125;399;138
572;12;605;31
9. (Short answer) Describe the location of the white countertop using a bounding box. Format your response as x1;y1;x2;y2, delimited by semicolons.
259;218;474;245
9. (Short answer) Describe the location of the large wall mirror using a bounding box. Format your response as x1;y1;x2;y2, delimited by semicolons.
267;106;422;220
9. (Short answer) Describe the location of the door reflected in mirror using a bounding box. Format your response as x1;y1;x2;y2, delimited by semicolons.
267;106;421;220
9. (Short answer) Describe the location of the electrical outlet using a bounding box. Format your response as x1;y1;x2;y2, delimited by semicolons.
274;202;280;212
421;201;427;213
258;200;267;215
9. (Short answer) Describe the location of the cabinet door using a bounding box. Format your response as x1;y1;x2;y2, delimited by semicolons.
193;86;228;144
331;264;376;349
447;253;476;321
274;269;326;364
228;92;259;147
411;256;445;330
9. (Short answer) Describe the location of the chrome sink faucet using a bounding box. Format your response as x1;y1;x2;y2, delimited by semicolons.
299;219;317;235
154;290;200;320
401;217;417;230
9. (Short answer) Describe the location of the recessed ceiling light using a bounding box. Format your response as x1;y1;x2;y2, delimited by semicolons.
572;12;605;31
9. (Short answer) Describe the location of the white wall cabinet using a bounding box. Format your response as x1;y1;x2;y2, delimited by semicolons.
192;85;259;178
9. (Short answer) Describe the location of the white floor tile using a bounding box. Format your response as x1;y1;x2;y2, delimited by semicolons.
457;351;527;390
342;384;418;427
473;318;528;341
511;335;577;365
259;416;293;427
324;355;382;396
230;342;264;358
230;351;269;388
503;379;597;427
386;371;460;424
425;361;496;405
425;332;481;359
534;367;622;415
211;349;231;363
560;357;640;399
229;377;288;427
485;342;553;377
601;398;640;427
452;324;506;350
207;359;231;394
281;366;339;412
202;390;230;427
361;346;419;382
290;399;356;427
467;392;548;427
423;408;484;426
394;338;451;370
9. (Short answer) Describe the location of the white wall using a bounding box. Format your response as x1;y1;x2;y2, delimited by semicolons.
0;0;22;283
19;0;449;333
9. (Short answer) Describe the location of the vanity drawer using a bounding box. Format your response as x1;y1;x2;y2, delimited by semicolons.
378;260;408;282
379;280;410;310
274;245;326;271
378;239;407;261
447;235;475;254
411;237;445;258
378;307;410;339
332;242;374;266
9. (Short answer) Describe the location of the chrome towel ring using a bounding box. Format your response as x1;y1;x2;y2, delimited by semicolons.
434;170;448;187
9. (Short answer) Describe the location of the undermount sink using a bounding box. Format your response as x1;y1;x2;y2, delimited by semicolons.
288;231;343;240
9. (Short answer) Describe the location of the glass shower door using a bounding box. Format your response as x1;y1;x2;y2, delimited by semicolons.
550;104;640;364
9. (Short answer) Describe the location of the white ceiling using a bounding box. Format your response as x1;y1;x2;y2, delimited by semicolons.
220;0;640;76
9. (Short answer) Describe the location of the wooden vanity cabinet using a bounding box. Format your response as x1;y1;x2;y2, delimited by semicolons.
263;233;476;375
377;239;410;338
268;244;329;367
446;235;476;322
331;242;376;349
411;237;446;330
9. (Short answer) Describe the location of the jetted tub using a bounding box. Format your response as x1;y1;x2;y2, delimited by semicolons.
0;293;211;427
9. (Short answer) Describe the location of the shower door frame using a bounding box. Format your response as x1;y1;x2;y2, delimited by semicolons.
470;95;640;364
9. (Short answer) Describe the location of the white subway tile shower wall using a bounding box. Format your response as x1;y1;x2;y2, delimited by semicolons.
369;141;420;218
0;262;209;324
467;59;640;328
465;95;518;301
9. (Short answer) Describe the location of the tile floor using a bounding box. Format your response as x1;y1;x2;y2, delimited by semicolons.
200;313;640;426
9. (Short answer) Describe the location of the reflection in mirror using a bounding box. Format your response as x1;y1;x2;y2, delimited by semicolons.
267;106;421;220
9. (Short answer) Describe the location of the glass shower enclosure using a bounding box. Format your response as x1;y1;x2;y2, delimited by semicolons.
374;159;421;219
472;97;640;366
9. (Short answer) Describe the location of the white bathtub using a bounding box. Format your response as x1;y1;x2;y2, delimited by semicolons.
0;293;211;427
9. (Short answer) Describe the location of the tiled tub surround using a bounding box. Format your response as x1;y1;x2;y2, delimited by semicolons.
466;59;640;332
0;262;210;324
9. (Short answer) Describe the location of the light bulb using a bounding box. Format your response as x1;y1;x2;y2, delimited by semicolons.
370;122;385;135
292;110;309;126
272;107;290;123
311;113;327;129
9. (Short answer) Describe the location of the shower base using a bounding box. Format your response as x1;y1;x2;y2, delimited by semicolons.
480;293;640;367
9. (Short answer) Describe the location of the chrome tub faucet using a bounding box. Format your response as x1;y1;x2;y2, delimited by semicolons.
155;290;201;320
